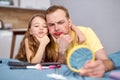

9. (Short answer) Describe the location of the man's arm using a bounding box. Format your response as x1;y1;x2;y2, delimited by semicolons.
79;48;114;78
95;48;114;71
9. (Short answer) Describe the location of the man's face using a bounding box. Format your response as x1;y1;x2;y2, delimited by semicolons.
46;9;72;39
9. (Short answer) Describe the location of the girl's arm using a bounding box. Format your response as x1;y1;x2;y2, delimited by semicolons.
25;36;50;63
71;24;85;43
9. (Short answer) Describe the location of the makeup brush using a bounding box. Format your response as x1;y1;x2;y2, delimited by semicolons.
10;64;42;70
10;64;61;70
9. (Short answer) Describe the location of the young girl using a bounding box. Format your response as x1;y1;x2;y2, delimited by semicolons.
15;12;50;63
15;12;85;64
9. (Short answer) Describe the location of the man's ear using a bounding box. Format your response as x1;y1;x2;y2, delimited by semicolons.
68;19;72;27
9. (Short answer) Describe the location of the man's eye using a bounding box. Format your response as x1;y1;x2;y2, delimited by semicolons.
48;24;54;27
58;21;64;24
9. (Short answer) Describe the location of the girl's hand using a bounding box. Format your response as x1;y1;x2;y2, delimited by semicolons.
40;35;50;45
37;35;50;46
71;24;86;43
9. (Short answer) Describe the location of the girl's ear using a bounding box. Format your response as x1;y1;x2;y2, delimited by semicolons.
29;29;33;35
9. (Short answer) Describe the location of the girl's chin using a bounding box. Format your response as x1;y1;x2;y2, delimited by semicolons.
38;35;44;38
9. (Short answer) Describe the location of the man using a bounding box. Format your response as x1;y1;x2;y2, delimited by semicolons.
46;5;114;78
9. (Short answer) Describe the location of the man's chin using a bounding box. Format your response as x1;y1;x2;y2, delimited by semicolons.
55;36;59;39
53;35;60;39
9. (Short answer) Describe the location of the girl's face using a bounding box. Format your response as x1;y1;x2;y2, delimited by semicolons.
30;16;48;38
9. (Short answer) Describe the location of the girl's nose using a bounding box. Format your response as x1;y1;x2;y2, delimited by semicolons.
39;27;43;30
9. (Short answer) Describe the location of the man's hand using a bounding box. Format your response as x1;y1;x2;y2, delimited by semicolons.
56;34;73;64
78;60;105;78
57;34;73;53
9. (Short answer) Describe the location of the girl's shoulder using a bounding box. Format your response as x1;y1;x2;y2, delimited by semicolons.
24;37;29;44
24;37;28;42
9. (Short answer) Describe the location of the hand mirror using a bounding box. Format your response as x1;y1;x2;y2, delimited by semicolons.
67;45;95;72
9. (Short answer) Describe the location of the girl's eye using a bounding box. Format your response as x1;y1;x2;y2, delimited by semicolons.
34;25;39;27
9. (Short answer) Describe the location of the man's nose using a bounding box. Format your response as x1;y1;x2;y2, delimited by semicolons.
54;24;59;31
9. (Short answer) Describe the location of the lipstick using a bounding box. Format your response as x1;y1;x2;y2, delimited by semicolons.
54;32;62;36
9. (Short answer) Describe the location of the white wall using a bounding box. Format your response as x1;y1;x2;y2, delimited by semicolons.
51;0;120;54
0;30;12;58
0;30;23;58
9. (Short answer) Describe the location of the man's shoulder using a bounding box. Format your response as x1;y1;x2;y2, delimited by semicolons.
76;26;95;35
